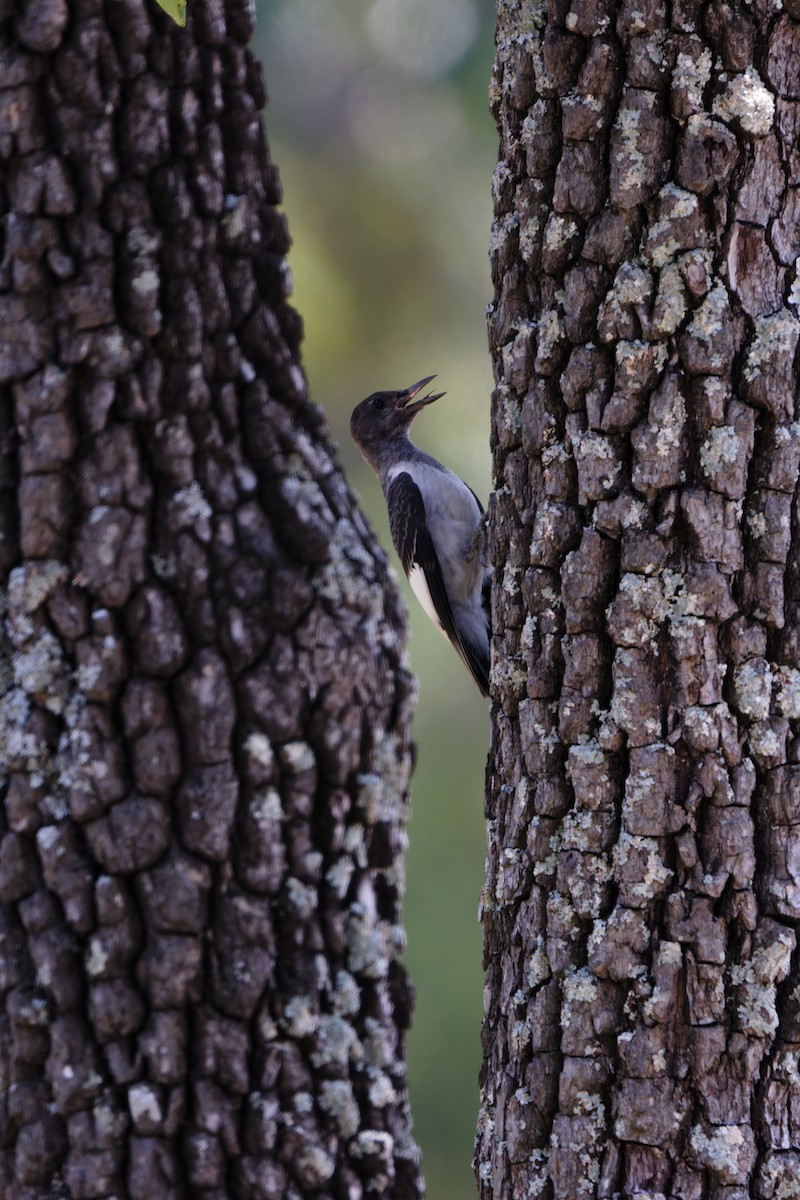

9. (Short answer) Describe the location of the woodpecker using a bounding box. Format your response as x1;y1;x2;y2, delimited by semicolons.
351;376;490;697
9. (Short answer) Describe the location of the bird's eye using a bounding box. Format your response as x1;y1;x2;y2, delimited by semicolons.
372;397;385;410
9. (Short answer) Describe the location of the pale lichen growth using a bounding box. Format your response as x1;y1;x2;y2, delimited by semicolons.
603;260;654;320
173;481;212;527
367;1068;397;1108
353;729;411;827
85;936;110;979
521;614;538;650
682;704;720;750
543;212;580;254
775;666;800;720
331;969;359;1017
12;629;70;715
527;938;551;988
250;788;282;823
732;659;773;721
685;281;729;344
326;856;355;899
151;551;177;580
623;744;675;815
7;561;68;615
519;215;542;264
758;1152;800;1200
672;48;712;114
613;103;647;195
613;833;673;902
561;965;600;1030
345;907;390;979
748;721;783;764
747;508;768;538
362;1017;394;1071
650;262;687;336
611;649;662;740
495;846;527;904
700;425;741;482
280;740;315;774
319;1079;360;1137
311;1014;360;1068
490;656;527;695
295;1144;336;1187
690;1124;746;1180
491;160;514;205
245;731;275;772
744;308;800;381
315;519;405;654
713;69;775;137
652;1048;667;1073
353;1129;394;1160
730;924;796;1036
645;184;699;270
490;211;520;255
789;257;800;309
282;997;319;1039
221;192;248;238
129;1083;163;1125
535;308;567;368
130;266;160;298
572;430;624;494
286;877;316;918
652;388;686;459
500;387;522;434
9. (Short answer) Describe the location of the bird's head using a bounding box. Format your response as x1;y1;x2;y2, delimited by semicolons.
350;376;445;454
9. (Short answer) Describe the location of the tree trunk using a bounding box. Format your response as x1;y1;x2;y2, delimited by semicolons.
0;2;422;1198
481;1;800;1197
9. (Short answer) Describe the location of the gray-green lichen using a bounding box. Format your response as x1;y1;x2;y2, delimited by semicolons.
685;281;729;343
730;925;796;1037
316;519;407;654
245;730;275;772
732;659;773;721
319;1079;360;1137
280;740;315;773
689;1123;748;1181
700;424;742;483
295;1144;336;1187
173;481;212;529
758;1152;800;1199
310;1015;360;1069
744;309;800;381
713;69;775;137
672;47;712;114
776;667;800;719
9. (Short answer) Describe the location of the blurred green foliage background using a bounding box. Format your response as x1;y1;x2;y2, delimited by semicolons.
255;4;497;1195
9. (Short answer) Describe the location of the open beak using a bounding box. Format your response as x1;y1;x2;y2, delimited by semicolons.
396;375;445;415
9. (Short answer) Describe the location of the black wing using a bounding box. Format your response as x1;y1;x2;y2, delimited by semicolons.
387;471;489;696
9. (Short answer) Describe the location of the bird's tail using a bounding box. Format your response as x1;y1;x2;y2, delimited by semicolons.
453;603;490;698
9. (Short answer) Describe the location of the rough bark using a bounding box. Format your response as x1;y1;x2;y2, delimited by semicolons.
482;1;800;1197
0;2;422;1198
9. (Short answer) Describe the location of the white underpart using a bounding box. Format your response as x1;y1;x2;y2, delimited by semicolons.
407;563;446;636
386;458;485;624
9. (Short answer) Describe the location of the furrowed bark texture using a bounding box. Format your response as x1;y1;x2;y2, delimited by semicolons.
482;1;800;1197
0;2;423;1198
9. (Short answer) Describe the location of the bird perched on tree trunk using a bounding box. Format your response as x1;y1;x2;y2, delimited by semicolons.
351;377;490;697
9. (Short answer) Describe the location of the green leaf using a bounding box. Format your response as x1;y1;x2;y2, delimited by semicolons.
154;0;186;26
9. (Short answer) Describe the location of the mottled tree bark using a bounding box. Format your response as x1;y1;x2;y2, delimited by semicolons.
481;1;800;1197
0;2;422;1198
